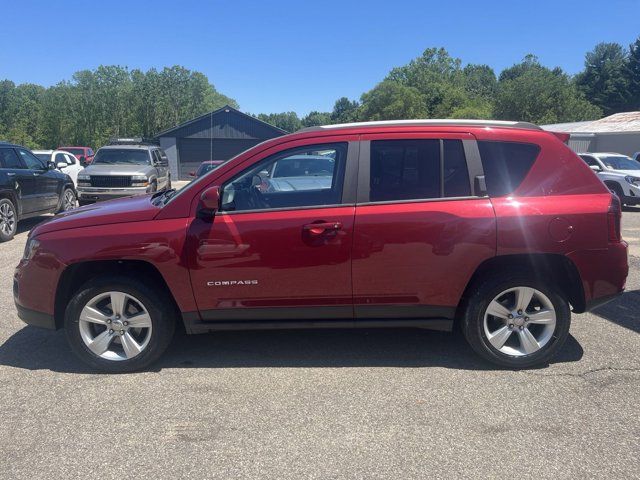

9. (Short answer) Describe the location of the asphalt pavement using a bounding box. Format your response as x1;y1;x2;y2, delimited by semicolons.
0;205;638;479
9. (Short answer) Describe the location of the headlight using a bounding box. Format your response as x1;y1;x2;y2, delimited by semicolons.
624;176;640;186
23;238;40;260
77;174;90;181
131;175;149;187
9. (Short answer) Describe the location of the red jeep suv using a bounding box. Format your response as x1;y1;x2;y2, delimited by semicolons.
14;120;628;372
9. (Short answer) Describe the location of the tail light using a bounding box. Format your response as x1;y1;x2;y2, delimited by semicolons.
607;194;622;242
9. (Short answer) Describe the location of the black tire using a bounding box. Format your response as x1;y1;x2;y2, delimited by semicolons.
57;187;77;213
64;275;175;373
0;197;17;242
461;273;571;369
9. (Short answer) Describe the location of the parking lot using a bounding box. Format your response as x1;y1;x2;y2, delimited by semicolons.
0;207;638;479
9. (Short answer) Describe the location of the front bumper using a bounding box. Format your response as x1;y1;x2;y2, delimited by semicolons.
77;186;150;203
15;302;56;329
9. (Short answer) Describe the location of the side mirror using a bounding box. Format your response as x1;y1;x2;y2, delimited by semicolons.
47;161;56;170
78;156;87;166
56;162;67;169
198;186;220;219
189;171;196;177
589;165;602;172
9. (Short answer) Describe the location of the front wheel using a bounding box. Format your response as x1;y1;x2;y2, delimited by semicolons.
462;275;571;369
58;188;77;213
64;275;175;373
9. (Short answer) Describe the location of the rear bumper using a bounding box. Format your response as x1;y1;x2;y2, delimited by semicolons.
568;242;628;312
15;303;56;329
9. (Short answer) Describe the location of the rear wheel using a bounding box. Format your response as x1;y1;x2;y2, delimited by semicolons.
0;198;17;242
462;274;570;368
64;275;175;373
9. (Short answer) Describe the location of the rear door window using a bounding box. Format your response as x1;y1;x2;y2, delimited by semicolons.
368;139;471;202
477;141;540;197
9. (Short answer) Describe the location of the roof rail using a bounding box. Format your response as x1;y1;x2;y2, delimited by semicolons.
298;119;542;133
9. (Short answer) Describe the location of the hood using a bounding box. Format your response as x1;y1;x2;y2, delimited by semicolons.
608;169;640;178
31;194;160;237
83;164;153;175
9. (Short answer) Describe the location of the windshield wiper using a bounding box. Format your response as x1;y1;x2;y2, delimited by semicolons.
151;188;176;206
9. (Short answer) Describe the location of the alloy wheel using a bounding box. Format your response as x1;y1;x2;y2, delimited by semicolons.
0;202;16;237
62;190;77;211
483;286;556;357
78;291;153;361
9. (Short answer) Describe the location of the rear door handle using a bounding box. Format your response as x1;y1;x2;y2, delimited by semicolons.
6;172;15;176
303;222;343;235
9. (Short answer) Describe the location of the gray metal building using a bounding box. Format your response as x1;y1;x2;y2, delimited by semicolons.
155;105;287;179
542;112;640;156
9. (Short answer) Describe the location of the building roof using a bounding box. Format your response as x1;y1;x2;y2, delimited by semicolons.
155;105;287;138
301;119;542;132
542;112;640;134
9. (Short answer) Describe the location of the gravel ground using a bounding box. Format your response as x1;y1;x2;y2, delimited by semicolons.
0;205;638;479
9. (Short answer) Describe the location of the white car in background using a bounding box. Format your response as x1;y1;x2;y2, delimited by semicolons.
578;152;640;206
33;149;84;186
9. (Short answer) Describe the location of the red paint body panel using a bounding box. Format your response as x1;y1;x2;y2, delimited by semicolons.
188;206;355;311
14;124;628;327
352;199;496;308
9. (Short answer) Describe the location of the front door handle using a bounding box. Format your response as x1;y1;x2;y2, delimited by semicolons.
303;222;343;235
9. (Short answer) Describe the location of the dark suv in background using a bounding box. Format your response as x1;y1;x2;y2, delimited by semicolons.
0;141;76;241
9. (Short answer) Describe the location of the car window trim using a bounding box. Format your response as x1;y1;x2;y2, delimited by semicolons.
216;202;355;216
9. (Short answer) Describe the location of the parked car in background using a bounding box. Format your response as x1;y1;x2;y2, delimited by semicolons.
58;146;94;166
0;141;76;241
578;152;640;205
33;149;84;186
76;139;171;205
14;120;628;372
190;160;225;178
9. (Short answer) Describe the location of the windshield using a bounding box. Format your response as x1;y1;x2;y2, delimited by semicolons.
61;148;85;157
92;149;150;165
601;155;640;170
34;153;50;162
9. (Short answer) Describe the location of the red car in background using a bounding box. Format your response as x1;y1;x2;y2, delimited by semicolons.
190;160;225;178
58;146;94;165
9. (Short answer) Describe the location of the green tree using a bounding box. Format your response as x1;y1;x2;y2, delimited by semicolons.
331;97;359;123
495;55;601;124
359;80;427;120
575;42;631;115
627;37;640;110
301;111;331;127
256;112;302;132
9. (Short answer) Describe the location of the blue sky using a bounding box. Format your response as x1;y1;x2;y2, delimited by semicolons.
1;0;638;115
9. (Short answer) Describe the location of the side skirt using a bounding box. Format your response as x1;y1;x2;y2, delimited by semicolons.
181;307;455;334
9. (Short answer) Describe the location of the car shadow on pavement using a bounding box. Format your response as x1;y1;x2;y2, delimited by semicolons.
0;325;584;374
16;215;51;235
593;289;640;333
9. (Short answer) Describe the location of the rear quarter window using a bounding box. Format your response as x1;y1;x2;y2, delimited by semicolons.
478;141;540;197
